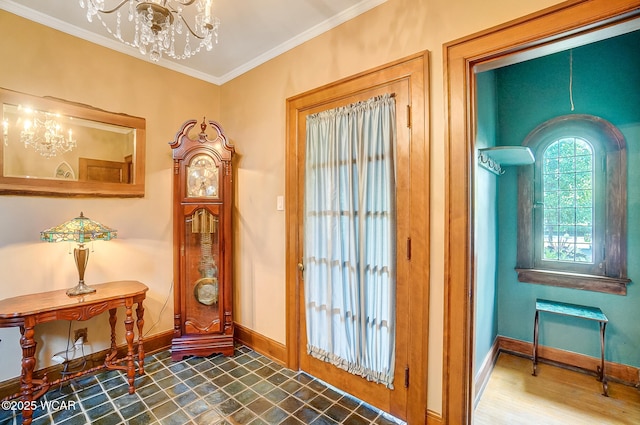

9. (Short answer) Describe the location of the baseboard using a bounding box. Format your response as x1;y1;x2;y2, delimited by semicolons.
473;335;640;406
426;409;443;424
234;323;287;366
474;336;501;404
0;330;173;400
497;335;640;385
0;324;288;401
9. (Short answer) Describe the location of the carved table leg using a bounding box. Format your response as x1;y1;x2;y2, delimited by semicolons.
107;308;117;365
136;300;145;375
124;300;135;394
20;318;36;425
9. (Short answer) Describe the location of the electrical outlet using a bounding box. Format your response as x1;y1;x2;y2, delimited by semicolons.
74;328;88;343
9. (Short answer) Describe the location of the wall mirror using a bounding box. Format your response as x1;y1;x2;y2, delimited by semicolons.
0;87;145;197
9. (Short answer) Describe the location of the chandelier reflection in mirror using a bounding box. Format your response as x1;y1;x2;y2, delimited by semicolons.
2;106;76;159
79;0;220;62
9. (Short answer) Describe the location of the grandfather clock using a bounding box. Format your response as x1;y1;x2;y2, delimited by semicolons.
170;118;235;360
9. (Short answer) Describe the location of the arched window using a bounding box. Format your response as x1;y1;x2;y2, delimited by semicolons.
516;115;629;295
539;137;596;269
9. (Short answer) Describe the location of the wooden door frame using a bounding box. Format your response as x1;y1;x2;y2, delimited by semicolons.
285;51;430;424
443;1;640;424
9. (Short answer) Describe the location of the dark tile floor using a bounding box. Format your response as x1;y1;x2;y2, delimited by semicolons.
0;346;405;425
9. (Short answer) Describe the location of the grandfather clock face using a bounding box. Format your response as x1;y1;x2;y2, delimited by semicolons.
186;154;219;198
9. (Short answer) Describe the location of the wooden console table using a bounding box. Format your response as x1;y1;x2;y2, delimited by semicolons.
0;280;148;425
532;298;609;396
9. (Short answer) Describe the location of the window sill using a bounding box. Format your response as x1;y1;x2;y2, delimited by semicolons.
515;268;631;295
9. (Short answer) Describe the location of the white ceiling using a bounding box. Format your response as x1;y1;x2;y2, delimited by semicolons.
1;0;387;85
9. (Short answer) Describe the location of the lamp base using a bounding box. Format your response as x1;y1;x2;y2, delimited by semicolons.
66;281;96;297
68;244;95;296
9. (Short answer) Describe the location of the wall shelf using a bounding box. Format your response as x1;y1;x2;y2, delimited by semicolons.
478;146;535;175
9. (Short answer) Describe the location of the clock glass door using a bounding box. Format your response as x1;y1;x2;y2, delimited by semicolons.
184;206;222;334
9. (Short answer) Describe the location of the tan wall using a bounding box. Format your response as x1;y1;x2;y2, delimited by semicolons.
0;9;220;383
0;0;565;416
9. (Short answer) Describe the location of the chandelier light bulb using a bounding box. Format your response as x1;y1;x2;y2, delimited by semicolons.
80;0;220;62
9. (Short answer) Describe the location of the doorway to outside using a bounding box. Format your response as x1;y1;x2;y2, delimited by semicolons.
443;1;640;424
285;52;429;425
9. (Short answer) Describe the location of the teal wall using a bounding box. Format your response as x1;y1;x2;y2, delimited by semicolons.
474;70;499;375
483;30;640;367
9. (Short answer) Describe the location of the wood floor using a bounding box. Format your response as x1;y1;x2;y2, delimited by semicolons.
474;353;640;425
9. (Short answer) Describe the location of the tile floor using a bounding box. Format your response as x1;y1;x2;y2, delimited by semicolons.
0;346;405;425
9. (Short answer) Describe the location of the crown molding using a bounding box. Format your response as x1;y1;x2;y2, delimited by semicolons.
2;0;387;85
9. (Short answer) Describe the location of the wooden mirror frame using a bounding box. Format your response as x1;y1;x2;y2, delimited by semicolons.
0;87;145;197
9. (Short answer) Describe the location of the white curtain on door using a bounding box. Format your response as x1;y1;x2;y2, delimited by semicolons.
304;93;397;388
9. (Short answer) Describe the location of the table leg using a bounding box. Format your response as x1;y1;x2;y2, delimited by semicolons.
136;301;145;375
124;301;135;394
19;318;36;425
599;321;608;396
532;310;539;376
107;308;117;364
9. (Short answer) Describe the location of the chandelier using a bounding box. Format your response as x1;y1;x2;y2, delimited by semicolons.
3;107;77;159
79;0;220;62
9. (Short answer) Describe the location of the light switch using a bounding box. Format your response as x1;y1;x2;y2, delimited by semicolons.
276;195;284;211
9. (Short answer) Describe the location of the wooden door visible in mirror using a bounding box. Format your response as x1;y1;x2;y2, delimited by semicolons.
79;157;132;183
0;87;145;197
